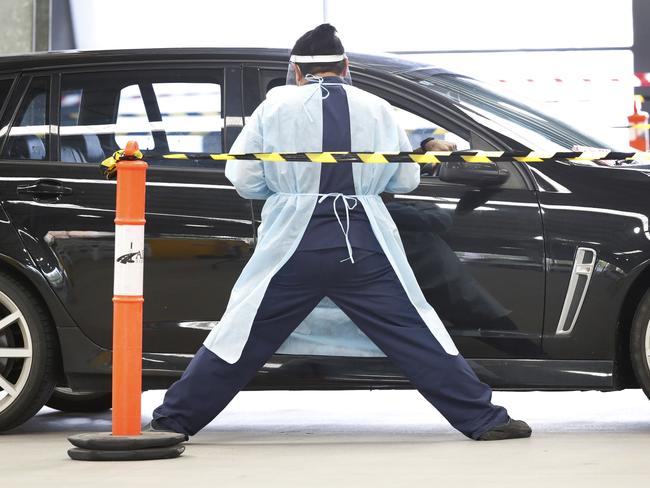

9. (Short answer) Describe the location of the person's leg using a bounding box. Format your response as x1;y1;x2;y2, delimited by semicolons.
152;250;325;436
327;250;510;440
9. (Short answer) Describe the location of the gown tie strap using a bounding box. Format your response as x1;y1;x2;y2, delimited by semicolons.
275;192;361;264
317;192;358;264
302;74;330;123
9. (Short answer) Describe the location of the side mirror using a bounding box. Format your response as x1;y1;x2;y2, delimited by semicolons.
438;161;510;188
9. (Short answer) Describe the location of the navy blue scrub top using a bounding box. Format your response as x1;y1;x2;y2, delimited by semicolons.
296;76;382;253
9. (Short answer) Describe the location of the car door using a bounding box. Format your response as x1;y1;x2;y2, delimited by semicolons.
355;82;546;359
243;67;545;360
0;63;254;355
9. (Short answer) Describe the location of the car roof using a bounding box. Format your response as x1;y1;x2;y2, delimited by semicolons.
0;47;450;77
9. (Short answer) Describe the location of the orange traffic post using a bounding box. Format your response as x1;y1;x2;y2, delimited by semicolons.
67;141;186;461
628;95;649;152
112;140;147;436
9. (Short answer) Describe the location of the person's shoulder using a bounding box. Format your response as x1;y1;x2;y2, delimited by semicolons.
262;85;315;112
265;85;300;102
342;85;391;109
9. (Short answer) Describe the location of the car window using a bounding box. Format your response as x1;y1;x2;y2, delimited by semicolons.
0;76;50;161
391;105;470;152
384;103;526;189
152;82;222;153
407;71;609;151
114;84;155;151
59;70;224;166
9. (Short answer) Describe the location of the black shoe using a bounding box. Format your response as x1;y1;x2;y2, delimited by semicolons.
477;418;532;441
143;419;189;442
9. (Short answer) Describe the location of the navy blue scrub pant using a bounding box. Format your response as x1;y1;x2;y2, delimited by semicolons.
153;248;509;439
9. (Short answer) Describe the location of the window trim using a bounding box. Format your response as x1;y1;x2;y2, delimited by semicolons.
0;74;52;161
0;75;19;154
0;75;18;123
50;72;61;162
0;75;31;156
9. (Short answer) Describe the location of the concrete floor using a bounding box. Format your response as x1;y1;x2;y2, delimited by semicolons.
2;389;650;487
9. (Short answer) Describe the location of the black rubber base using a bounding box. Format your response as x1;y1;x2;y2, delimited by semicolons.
68;431;187;450
68;445;184;461
67;432;187;461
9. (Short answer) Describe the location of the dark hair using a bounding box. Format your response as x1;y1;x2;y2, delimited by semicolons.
291;23;346;76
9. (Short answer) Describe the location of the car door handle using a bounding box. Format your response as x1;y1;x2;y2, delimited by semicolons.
17;179;73;198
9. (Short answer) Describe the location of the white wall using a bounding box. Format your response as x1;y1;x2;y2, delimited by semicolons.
329;0;632;52
70;0;323;50
68;0;636;148
69;0;632;52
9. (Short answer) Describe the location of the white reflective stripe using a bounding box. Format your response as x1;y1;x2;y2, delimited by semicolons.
290;54;346;63
225;116;252;126
113;225;145;296
0;177;236;191
60;124;123;136
225;116;243;127
60;120;225;137
0;125;54;137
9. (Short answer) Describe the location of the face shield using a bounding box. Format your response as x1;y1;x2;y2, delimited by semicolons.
286;54;352;85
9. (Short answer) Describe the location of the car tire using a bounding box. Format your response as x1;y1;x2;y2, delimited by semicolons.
0;273;58;432
630;288;650;400
46;387;112;413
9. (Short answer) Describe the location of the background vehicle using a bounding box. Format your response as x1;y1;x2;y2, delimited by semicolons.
1;49;649;431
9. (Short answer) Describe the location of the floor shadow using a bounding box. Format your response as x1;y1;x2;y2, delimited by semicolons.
3;409;114;435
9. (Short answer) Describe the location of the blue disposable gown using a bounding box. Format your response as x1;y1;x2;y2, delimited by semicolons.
203;82;459;364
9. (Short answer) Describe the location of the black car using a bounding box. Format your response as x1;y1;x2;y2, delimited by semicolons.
1;48;649;431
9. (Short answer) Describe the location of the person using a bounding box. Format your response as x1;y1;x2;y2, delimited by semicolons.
415;137;456;176
420;137;457;152
148;24;531;441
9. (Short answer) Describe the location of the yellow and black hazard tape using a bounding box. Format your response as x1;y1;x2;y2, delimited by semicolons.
100;148;145;178
101;149;650;178
160;150;650;164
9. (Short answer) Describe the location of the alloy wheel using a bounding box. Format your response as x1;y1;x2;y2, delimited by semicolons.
0;290;33;414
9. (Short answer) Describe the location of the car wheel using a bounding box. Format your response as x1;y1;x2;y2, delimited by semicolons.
46;387;112;413
631;288;650;400
0;274;57;432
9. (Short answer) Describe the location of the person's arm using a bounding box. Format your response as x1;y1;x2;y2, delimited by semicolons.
418;138;458;176
224;106;274;200
384;108;420;194
420;137;457;152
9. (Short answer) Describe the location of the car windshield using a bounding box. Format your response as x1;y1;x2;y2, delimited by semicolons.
404;70;613;152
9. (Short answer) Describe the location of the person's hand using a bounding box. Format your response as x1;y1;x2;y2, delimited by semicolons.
422;139;457;152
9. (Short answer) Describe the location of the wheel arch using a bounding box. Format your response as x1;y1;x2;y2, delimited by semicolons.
0;214;110;391
0;254;68;383
615;260;650;388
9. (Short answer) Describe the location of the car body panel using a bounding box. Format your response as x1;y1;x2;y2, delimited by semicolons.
530;161;650;359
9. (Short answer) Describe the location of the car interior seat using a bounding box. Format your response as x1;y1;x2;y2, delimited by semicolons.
3;135;47;160
60;134;106;163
